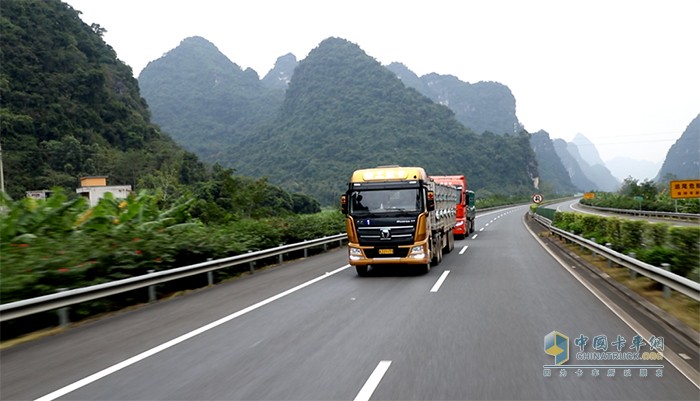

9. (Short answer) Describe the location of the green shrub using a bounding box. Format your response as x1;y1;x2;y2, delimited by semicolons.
620;220;645;250
635;246;675;268
668;226;700;278
552;211;698;281
645;223;669;247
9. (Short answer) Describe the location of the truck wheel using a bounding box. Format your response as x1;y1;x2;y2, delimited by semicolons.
445;230;454;253
432;243;442;266
356;266;370;276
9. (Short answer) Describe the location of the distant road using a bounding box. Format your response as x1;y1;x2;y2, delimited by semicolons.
553;198;699;227
1;205;697;400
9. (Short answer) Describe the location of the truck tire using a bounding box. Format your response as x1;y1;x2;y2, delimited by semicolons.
432;242;442;266
356;266;370;277
445;230;454;253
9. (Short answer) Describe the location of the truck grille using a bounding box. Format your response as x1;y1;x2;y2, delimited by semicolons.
356;223;416;246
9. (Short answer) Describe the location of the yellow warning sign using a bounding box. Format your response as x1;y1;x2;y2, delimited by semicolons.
670;180;700;199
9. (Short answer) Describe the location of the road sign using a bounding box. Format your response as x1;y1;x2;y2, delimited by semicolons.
583;192;596;200
532;193;544;204
670;180;700;199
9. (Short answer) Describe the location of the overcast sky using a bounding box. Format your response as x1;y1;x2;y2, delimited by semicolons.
65;0;699;165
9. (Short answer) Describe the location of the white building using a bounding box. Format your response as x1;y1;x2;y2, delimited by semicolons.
76;176;132;206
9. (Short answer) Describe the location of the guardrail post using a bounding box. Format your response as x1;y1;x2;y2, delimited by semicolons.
661;263;671;298
605;243;613;267
279;244;284;264
304;241;308;258
628;253;637;279
206;259;213;286
148;270;156;302
590;238;596;258
57;288;69;327
248;250;255;273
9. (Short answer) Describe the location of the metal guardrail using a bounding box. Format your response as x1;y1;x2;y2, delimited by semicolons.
0;234;348;323
578;203;700;221
533;213;700;302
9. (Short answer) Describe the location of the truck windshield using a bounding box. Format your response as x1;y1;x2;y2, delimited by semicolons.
349;188;422;214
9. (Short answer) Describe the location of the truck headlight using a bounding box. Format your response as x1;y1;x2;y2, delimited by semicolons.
349;247;363;260
410;245;426;259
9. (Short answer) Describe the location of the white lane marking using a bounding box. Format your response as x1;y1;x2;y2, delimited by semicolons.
522;216;700;389
430;270;450;293
479;227;485;232
679;353;691;360
471;234;478;239
354;360;392;401
459;245;469;255
34;264;352;401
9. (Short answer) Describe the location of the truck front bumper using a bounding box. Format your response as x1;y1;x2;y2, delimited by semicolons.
347;242;429;266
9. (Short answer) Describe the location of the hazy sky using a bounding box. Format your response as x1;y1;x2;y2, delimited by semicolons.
65;0;699;164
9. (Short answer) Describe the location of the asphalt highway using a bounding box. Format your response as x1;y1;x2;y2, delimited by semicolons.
1;205;698;400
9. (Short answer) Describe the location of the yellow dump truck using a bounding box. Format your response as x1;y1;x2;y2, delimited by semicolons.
340;166;459;276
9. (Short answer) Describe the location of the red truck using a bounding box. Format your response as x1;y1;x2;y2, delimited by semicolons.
431;175;475;239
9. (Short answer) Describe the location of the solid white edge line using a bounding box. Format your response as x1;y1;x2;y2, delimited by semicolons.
34;264;352;401
459;245;469;255
354;360;392;401
522;216;700;390
430;270;450;293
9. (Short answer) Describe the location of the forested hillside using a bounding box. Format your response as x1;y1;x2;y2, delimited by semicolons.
0;0;198;198
386;62;522;136
230;38;538;204
138;36;284;163
530;131;578;194
0;0;321;218
140;37;539;204
553;139;596;192
261;53;298;90
657;114;700;181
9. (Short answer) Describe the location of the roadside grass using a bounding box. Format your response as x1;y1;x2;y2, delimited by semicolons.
554;235;700;333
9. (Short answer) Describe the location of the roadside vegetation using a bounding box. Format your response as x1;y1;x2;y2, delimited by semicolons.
0;186;344;340
580;177;700;214
551;211;699;281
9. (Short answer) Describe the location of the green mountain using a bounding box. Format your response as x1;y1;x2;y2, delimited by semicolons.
229;38;538;204
138;36;284;163
657;114;700;181
261;53;298;90
568;133;619;191
138;37;539;204
0;0;202;199
529;131;578;194
552;139;597;192
386;62;522;136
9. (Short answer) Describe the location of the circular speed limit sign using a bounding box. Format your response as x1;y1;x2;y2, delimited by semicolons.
532;193;544;204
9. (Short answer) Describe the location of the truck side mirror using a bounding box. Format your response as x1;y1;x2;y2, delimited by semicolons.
340;194;348;214
426;191;435;211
